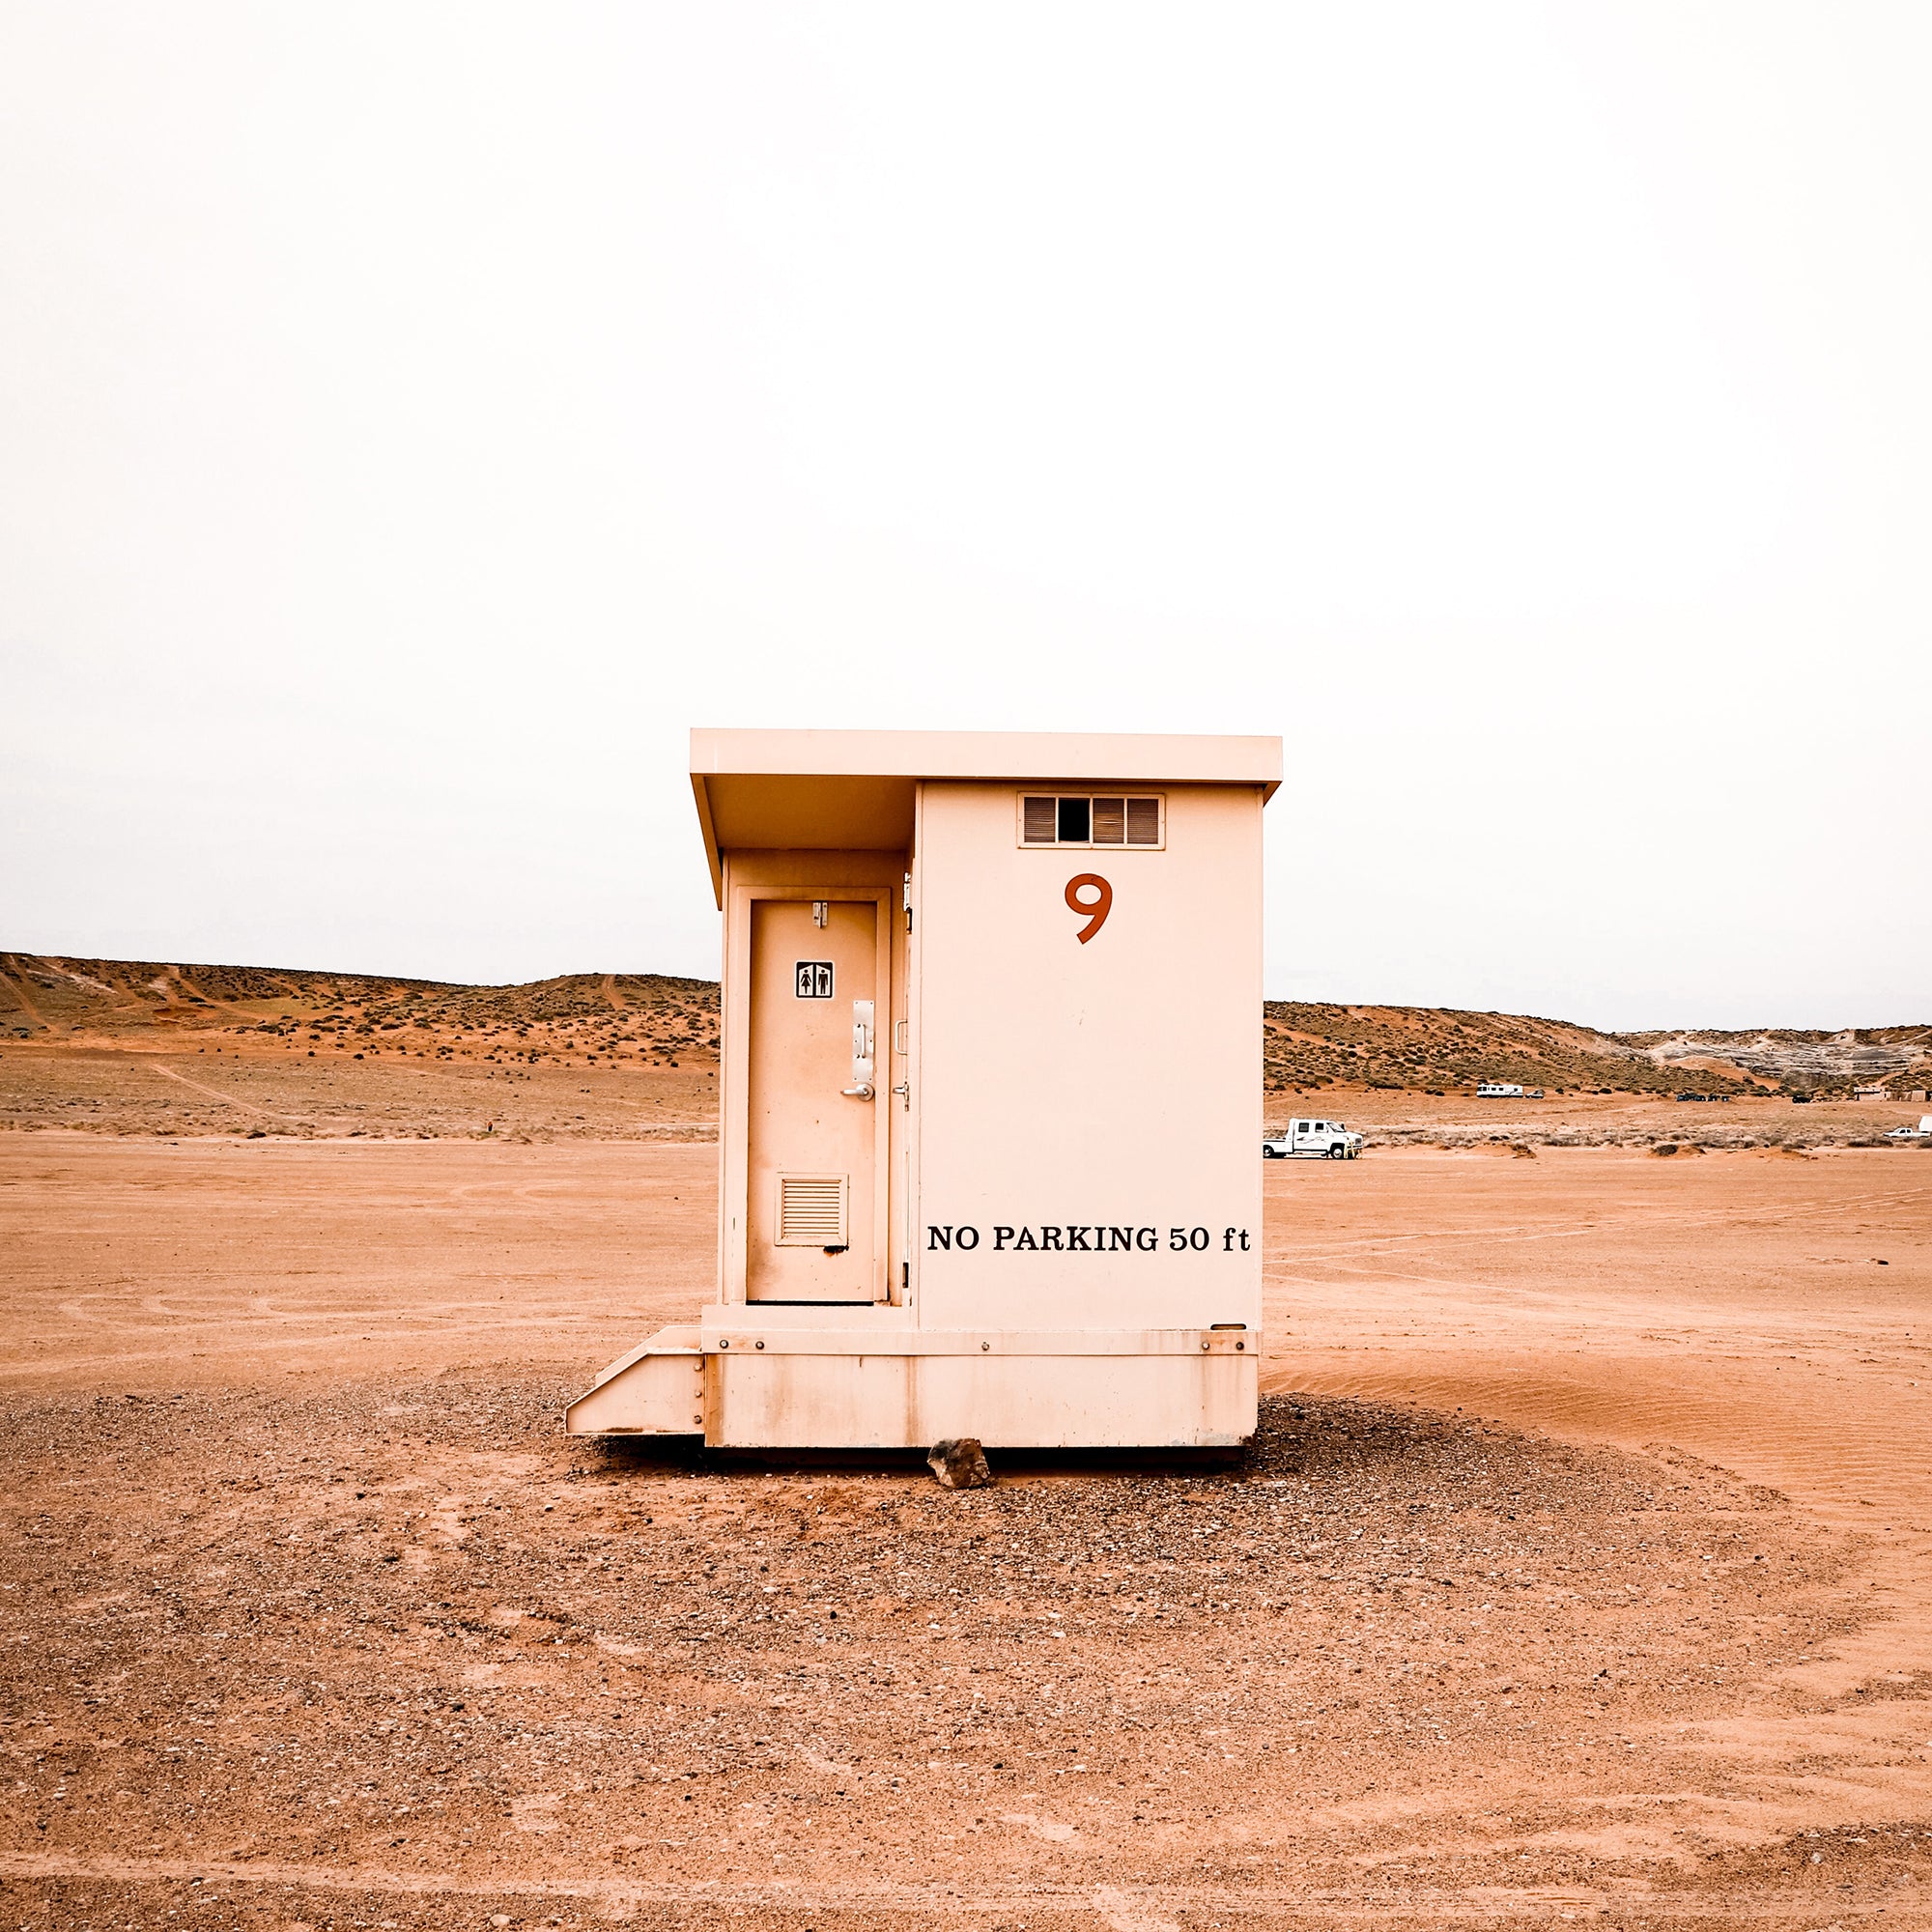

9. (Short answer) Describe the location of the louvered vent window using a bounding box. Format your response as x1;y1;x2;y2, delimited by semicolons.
1018;792;1163;849
776;1173;848;1248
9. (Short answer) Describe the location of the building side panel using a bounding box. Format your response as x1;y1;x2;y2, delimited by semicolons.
914;781;1263;1334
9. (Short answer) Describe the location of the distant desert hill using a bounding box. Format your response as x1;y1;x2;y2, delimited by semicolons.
1263;1002;1717;1097
3;954;1926;1101
0;955;719;1070
1619;1024;1932;1095
1263;1004;1929;1099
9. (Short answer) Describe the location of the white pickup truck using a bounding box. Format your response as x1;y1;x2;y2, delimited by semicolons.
1264;1118;1363;1159
1885;1116;1932;1141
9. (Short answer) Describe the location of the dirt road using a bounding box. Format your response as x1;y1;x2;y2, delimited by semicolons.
2;1138;1928;1929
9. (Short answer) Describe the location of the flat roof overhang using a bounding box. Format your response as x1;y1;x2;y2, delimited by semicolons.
690;728;1282;905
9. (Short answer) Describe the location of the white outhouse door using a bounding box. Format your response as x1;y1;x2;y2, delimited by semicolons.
745;897;880;1302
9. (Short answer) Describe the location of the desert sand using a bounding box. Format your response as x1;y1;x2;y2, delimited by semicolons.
3;1126;1929;1929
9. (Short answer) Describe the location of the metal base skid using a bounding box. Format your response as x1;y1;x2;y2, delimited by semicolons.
565;1310;1258;1450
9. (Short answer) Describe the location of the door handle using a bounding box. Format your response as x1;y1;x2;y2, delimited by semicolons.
842;998;875;1099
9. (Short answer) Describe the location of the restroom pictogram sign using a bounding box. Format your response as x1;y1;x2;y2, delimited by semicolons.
794;960;835;999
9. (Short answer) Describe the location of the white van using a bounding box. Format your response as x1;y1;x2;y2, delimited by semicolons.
1264;1119;1363;1159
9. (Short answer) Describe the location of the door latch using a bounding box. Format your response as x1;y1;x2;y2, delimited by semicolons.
842;998;875;1099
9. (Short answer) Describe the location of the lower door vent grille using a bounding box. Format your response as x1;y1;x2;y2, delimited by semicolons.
776;1173;849;1247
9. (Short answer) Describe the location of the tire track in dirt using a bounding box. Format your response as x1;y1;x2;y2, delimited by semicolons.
142;1061;309;1125
1275;1352;1932;1518
1273;1179;1929;1269
28;957;148;1010
166;964;261;1015
1264;1146;1932;1754
0;959;50;1028
0;1850;1852;1923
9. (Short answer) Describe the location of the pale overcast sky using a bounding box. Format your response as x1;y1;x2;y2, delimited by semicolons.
2;5;1926;1029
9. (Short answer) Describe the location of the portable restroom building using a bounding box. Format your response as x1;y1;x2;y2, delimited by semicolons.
566;728;1282;1450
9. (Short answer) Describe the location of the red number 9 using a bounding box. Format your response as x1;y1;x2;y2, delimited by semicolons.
1065;873;1112;944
